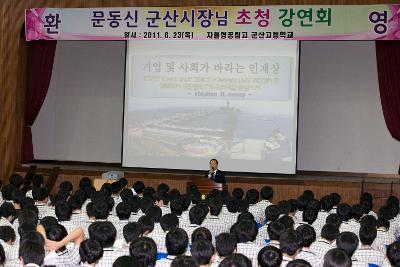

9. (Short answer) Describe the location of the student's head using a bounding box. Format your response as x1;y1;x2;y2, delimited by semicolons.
0;202;16;220
138;215;154;235
277;200;290;215
191;239;215;266
40;216;58;233
258;246;282;267
351;204;364;221
335;232;359;257
116;202;131;220
191;227;212;243
143;187;156;200
232;188;244;200
297;195;309;212
295;224;316;248
302;190;314;201
376;218;390;230
113;256;140;267
321;195;334;212
145;205;162;223
20;231;45;248
307;199;321;211
129;237;157;267
260;186;273;201
226;198;240;213
288;199;298;214
325;214;342;228
215;233;237;258
286;259;312;267
267;221;286;241
208;197;223;216
387;241;400;267
19;240;45;266
111;181;122;195
278;215;295;230
360;199;373;214
79;239;103;265
32;174;44;187
19;207;39;225
9;174;23;188
32;187;48;202
237;211;254;223
88;221;117;248
359;214;377;228
0;226;16;245
189;205;207;225
92;201;109;220
336;203;352;221
170;197;185;215
279;229;303;256
171;255;198;267
18;221;37;237
47;224;68;251
120;188;133;203
123;222;142;243
160;213;179;232
323;248;351;267
55;201;72;221
302;208;318;224
79;177;92;189
231;220;258;243
245;189;259;205
166;228;189;256
154;191;170;206
238;199;249;212
128;196;142;213
59;181;73;193
265;205;280;222
320;224;339;242
330;193;341;206
359;225;377;246
133;181;145;194
219;253;252;267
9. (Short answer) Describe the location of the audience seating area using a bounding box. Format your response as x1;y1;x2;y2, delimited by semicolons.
0;173;399;267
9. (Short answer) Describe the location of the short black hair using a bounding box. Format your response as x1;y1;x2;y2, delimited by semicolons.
258;246;282;267
320;224;339;242
245;189;259;205
209;158;218;164
113;255;139;267
88;221;117;248
296;224;316;247
387;241;400;267
232;188;244;200
302;208;318;224
265;205;280;222
59;181;73;192
359;225;377;245
160;213;179;232
166;228;189;256
208;197;223;216
0;202;16;219
191;239;214;265
215;233;237;257
18;222;37;237
116;202;131;220
129;237;157;267
19;240;45;265
325;214;342;228
55;201;72;221
219;253;252;267
120;188;133;202
9;174;23;188
321;195;334;212
337;204;352;221
278;215;295;230
351;204;364;221
47;224;68;252
145;205;162;223
267;221;286;241
237;211;254;222
323;248;351;267
118;178;128;188
157;183;170;193
79;239;103;264
92;201;109;220
226;197;240;213
287;259;312;267
335;232;359;257
171;255;198;267
133;181;145;194
376;218;390;230
191;227;212;243
359;214;377;228
123;222;142;243
260;186;273;200
32;174;44;187
32;187;48;202
279;229;303;256
111;182;122;195
79;177;92;188
0;226;16;243
231;220;258;243
40;216;58;233
189;205;207;225
138;215;154;234
154;191;170;205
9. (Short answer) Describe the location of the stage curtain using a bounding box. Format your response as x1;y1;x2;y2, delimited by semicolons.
375;41;400;174
21;40;57;163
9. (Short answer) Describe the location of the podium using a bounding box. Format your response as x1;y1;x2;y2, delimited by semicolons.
187;177;227;195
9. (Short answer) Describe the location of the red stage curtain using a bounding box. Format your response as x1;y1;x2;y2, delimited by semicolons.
21;40;57;163
375;41;400;174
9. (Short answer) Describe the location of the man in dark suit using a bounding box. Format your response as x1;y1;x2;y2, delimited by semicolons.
205;158;226;184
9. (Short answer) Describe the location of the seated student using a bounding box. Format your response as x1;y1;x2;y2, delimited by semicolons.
112;255;140;267
258;205;280;240
0;202;16;230
25;174;44;199
387;241;400;267
114;222;142;254
156;228;189;267
220;197;240;224
256;186;273;212
279;229;303;267
203;198;229;236
258;246;282;267
9;175;23;190
191;227;212;245
79;238;104;267
83;201;110;238
18;240;45;267
232;188;244;201
310;224;339;258
210;233;237;267
88;221;124;267
266;220;286;248
183;205;208;242
55;201;76;234
190;239;215;267
1;184;16;203
323;248;351;267
68;190;89;222
32;187;49;220
42;224;82;266
230;219;263;267
245;189;264;224
112;202;132;240
0;225;17;261
219;253;252;267
339;204;362;235
294;224;321;266
316;195;335;225
138;215;155;237
129;237;158;267
325;213;342;228
374;218;396;253
171;255;198;267
336;232;368;266
294;195;309;223
298;208;320;236
353;225;391;266
148;212;177;254
154;191;171;216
